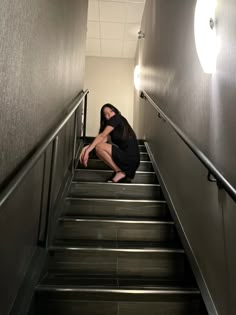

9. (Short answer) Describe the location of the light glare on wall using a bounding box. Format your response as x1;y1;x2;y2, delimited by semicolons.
134;65;141;90
194;0;217;74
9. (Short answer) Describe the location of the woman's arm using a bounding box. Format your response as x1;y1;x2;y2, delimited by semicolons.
79;126;114;166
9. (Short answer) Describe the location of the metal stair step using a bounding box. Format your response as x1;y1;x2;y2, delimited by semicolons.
139;145;147;152
39;274;197;289
84;137;146;145
83;139;147;152
34;140;208;314
55;216;177;243
88;151;150;161
64;198;169;219
68;182;162;200
35;296;207;315
73;169;157;184
36;277;200;301
77;159;153;172
35;274;207;315
48;240;187;278
51;239;183;251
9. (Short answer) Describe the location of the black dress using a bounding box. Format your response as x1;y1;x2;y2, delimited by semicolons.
106;114;140;178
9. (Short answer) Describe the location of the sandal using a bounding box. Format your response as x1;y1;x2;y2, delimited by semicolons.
106;171;116;182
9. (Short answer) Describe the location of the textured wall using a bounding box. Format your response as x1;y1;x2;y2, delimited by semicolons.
0;1;88;314
0;0;88;187
137;0;236;187
85;56;135;137
134;1;236;315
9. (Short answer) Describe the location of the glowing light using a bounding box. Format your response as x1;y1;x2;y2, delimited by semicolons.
194;0;217;74
134;65;141;90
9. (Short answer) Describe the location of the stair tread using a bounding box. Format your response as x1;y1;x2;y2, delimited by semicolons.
38;275;198;292
34;141;206;312
76;160;152;171
66;197;166;203
50;240;183;252
83;138;146;145
77;159;152;164
75;169;155;173
59;215;174;224
71;181;159;187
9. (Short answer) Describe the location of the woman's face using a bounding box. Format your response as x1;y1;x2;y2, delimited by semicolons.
103;107;115;120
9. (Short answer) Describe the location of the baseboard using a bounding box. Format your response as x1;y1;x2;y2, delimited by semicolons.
145;142;218;315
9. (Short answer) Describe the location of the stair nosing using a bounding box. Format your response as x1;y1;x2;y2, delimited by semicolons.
65;197;167;203
36;285;200;295
71;181;160;187
74;169;155;174
80;160;151;164
58;217;174;225
49;245;184;254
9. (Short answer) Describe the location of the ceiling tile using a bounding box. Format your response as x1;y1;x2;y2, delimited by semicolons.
99;1;126;23
87;21;100;38
124;23;139;41
122;40;137;58
101;22;124;39
86;0;145;58
86;38;101;56
126;0;145;3
126;2;145;23
101;39;123;57
88;0;99;21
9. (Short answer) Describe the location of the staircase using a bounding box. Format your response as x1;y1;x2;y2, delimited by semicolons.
34;141;208;314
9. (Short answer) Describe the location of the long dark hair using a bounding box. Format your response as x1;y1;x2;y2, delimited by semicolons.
99;103;136;139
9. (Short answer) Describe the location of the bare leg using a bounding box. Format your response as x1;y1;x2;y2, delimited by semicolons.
95;143;126;182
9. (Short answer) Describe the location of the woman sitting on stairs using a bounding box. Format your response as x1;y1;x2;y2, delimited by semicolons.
79;103;140;183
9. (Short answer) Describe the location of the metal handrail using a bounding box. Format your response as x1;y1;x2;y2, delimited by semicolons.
0;89;89;209
140;90;236;202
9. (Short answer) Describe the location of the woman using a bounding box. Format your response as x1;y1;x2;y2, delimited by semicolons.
79;104;140;183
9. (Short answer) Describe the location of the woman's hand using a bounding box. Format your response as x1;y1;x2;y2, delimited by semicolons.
83;150;89;167
79;145;90;167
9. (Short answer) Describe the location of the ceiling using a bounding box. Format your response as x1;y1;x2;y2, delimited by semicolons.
86;0;145;59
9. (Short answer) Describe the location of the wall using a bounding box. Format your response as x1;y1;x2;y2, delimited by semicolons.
0;0;87;186
84;56;135;136
134;1;236;315
0;1;88;314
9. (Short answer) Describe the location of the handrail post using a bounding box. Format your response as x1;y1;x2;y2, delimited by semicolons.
83;93;88;140
72;110;78;173
37;152;47;246
42;136;59;247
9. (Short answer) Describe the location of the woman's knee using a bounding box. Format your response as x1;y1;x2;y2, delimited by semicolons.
95;142;105;153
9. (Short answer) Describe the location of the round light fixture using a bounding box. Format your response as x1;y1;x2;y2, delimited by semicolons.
194;0;217;74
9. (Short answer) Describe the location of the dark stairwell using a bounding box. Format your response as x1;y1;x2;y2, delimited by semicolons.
33;140;208;315
1;1;235;314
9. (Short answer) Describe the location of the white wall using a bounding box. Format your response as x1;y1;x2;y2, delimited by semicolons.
84;56;135;136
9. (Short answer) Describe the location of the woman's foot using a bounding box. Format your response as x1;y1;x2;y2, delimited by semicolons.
111;171;126;183
107;171;116;182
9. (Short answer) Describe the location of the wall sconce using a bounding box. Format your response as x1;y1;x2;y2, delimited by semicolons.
138;30;145;39
134;65;141;90
194;0;217;74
